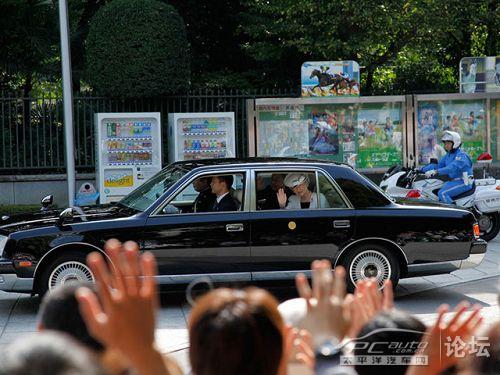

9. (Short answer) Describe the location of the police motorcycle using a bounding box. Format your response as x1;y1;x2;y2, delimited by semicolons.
380;152;500;241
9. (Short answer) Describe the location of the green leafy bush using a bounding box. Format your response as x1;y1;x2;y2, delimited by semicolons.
85;0;190;97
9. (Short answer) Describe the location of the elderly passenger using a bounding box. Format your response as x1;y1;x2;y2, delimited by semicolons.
278;173;329;209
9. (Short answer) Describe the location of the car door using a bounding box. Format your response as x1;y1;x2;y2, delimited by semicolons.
142;169;252;282
249;168;356;278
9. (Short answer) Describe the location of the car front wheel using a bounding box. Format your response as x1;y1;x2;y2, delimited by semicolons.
340;243;400;293
38;251;94;297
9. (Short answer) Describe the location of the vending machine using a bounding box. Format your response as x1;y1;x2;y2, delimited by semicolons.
95;112;162;204
168;112;236;162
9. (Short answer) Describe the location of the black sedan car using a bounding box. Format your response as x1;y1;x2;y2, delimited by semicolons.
0;158;487;296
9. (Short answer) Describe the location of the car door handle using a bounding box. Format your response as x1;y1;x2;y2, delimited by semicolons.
226;223;244;232
333;220;350;229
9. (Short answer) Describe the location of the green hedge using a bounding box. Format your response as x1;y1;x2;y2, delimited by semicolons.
0;205;42;215
86;0;190;98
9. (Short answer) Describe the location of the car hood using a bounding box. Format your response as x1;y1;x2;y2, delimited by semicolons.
0;204;136;234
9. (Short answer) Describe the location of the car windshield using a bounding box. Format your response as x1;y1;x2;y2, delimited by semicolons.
118;165;189;212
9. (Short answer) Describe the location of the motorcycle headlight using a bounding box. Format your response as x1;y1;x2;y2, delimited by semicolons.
0;235;7;257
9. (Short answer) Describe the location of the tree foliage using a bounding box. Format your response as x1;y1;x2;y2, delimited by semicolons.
0;0;497;95
0;0;59;95
241;0;499;94
85;0;190;97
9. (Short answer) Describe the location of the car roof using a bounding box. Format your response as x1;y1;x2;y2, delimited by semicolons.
170;157;351;171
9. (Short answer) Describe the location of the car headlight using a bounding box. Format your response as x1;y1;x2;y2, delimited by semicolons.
0;235;7;257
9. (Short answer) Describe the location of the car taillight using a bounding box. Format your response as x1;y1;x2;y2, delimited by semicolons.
473;223;480;239
406;189;421;198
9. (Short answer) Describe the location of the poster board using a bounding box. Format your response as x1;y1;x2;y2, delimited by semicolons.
254;97;405;170
416;99;487;165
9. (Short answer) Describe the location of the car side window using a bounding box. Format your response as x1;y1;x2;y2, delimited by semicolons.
317;172;348;208
256;171;328;210
161;173;245;214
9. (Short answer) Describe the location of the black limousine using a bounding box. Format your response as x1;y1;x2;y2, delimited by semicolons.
0;158;487;295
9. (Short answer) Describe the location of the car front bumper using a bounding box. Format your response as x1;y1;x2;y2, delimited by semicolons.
0;258;34;293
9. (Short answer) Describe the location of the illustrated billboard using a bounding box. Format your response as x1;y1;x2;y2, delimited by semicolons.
255;101;404;169
301;61;360;97
417;100;486;165
460;56;500;93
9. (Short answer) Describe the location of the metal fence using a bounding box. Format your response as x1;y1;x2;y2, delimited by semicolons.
0;89;299;174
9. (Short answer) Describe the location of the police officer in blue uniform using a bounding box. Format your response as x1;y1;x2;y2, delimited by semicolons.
421;130;474;204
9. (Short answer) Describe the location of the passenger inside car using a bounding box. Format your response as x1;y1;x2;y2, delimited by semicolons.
278;173;330;209
210;175;238;212
164;173;244;213
256;173;293;210
192;177;216;213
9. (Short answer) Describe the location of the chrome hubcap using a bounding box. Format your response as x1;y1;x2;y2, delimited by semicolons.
49;261;94;290
349;250;391;288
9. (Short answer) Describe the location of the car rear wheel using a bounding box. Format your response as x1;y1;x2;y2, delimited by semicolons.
38;251;94;297
340;244;400;293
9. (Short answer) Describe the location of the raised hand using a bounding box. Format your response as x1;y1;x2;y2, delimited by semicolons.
295;260;350;347
407;301;483;375
277;188;288;208
76;239;170;375
280;326;315;375
344;278;394;339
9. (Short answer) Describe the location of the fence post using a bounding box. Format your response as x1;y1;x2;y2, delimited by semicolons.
246;98;256;157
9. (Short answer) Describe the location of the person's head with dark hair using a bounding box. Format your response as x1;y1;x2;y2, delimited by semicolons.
38;282;133;375
188;287;284;375
0;331;106;375
354;310;426;375
38;282;104;352
210;175;233;197
193;177;211;192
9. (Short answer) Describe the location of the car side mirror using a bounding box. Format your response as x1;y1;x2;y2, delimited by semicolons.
57;207;74;227
430;158;438;164
162;204;180;214
41;195;53;212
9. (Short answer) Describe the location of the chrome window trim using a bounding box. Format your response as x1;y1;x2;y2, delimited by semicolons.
250;166;354;211
151;168;251;217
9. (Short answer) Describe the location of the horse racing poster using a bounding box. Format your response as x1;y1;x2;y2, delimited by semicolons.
301;61;360;97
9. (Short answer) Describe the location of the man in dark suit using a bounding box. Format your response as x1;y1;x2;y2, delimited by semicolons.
210;175;237;212
193;177;216;212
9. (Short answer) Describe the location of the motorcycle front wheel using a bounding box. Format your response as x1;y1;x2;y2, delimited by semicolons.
478;212;500;242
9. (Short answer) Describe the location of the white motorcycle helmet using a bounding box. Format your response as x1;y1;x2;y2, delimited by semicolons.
441;130;461;150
